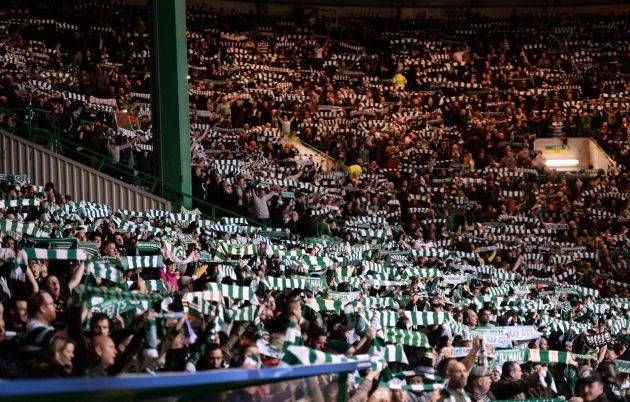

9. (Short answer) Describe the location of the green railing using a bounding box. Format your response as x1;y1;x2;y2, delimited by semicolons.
0;106;261;225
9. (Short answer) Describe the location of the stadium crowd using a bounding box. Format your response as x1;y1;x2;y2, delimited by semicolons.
0;2;629;402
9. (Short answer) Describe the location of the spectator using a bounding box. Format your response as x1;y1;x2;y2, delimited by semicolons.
30;336;75;378
22;291;57;364
493;361;541;400
84;335;117;377
466;366;495;402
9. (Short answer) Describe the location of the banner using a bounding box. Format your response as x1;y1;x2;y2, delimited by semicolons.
617;360;630;374
328;291;361;303
482;332;512;348
503;326;540;342
494;349;529;366
585;332;612;348
85;296;150;317
443;274;468;285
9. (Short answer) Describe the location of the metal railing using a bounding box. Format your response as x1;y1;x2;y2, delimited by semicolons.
0;360;369;402
288;132;349;172
0;106;261;225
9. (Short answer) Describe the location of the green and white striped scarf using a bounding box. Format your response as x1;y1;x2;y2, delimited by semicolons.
362;261;386;273
219;243;257;257
121;255;164;270
23;247;88;261
371;343;408;364
78;242;100;258
87;260;123;284
230;305;260;322
475;265;519;280
528;349;575;365
383;381;445;392
306;298;343;313
144;279;167;294
182;291;220;316
267;246;304;258
0;198;40;209
300;255;334;269
567;285;600;298
262;276;308;290
361;297;399;309
206;282;253;302
404;311;450;326
382;328;431;348
486;285;514;297
0;219;49;237
402;267;443;278
283;320;304;347
365;310;399;327
347;277;407;289
607;318;629;335
282;345;354;365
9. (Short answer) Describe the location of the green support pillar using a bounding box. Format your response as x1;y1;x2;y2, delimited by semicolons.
150;0;192;209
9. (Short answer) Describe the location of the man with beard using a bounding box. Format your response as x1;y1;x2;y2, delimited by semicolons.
438;361;470;402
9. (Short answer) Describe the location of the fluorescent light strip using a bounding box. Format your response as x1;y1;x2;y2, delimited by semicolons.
545;159;580;167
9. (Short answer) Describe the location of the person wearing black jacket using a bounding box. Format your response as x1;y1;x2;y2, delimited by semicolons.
492;361;542;400
580;372;610;402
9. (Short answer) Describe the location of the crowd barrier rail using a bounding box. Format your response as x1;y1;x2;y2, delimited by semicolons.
0;360;369;402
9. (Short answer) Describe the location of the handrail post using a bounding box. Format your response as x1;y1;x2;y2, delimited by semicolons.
336;372;348;402
97;157;106;172
151;178;159;193
27;106;32;140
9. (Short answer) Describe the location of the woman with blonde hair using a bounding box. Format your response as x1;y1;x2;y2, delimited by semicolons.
30;335;75;377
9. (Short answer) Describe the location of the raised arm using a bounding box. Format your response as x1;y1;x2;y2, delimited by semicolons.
68;261;86;291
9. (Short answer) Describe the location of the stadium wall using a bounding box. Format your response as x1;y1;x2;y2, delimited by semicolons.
180;0;630;17
0;129;171;211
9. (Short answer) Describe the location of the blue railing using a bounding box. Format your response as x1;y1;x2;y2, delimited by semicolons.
0;360;369;402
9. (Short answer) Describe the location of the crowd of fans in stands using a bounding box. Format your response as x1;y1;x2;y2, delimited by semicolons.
0;2;629;402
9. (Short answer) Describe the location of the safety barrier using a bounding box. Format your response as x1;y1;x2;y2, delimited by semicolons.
0;360;369;402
